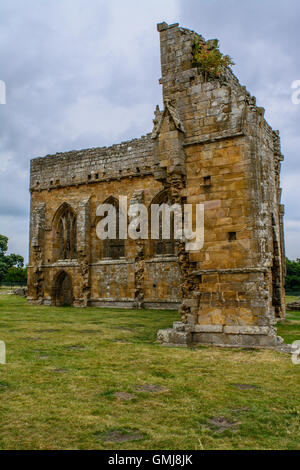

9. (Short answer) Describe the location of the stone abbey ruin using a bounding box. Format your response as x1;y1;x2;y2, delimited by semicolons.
28;22;286;349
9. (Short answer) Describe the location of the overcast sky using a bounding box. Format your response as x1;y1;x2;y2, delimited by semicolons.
0;0;299;262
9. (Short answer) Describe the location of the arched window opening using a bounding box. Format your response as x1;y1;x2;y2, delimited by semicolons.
53;271;73;306
56;205;77;260
101;196;125;259
151;190;176;256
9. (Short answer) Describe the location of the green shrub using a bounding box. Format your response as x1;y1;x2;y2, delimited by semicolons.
192;36;234;80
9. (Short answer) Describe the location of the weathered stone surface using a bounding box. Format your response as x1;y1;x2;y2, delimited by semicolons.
28;21;286;350
173;321;185;331
194;324;223;333
223;326;273;335
157;328;192;346
192;332;279;348
14;287;27;297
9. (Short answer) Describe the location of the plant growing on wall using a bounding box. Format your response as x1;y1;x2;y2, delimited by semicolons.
192;36;234;80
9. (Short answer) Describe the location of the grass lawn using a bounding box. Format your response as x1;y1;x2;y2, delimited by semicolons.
0;294;299;450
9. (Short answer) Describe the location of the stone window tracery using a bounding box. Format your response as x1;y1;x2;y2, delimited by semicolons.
57;207;77;260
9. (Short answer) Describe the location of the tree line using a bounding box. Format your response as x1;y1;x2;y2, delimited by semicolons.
0;234;27;284
0;233;300;292
285;258;300;294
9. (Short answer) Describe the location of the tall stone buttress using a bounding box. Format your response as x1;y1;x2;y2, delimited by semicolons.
155;22;286;349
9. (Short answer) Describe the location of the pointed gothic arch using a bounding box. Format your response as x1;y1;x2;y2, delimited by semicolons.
99;196;125;259
52;203;77;261
52;271;73;306
150;189;176;256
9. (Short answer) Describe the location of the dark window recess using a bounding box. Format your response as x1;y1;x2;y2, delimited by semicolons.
136;167;140;173
50;181;53;185
228;232;237;242
95;173;99;180
102;197;125;259
88;174;91;180
57;208;77;260
152;190;176;256
204;175;211;186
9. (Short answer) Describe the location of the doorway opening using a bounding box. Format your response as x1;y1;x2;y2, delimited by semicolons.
53;271;73;306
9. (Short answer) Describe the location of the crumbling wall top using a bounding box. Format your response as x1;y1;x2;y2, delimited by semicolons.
30;134;154;192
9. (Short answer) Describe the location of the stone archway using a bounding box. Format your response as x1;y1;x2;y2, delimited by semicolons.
53;272;73;306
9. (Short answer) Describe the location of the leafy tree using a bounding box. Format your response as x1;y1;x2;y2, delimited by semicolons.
0;234;8;256
0;234;26;283
0;260;9;281
285;258;300;293
4;266;27;283
5;253;24;268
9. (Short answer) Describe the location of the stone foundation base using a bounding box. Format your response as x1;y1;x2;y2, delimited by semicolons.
88;300;180;309
157;322;291;352
27;298;180;310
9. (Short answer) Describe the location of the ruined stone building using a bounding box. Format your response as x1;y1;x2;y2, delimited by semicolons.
28;22;286;348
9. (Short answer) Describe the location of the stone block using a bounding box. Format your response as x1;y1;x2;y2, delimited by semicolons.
194;324;223;333
223;326;271;335
157;328;192;346
173;321;185;331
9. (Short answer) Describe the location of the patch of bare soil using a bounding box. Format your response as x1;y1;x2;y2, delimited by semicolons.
232;383;258;390
66;345;86;351
99;430;144;442
136;384;168;393
208;416;240;433
231;406;250;413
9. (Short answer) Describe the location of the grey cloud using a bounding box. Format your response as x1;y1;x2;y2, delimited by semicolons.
0;0;299;260
0;0;179;261
179;0;300;258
